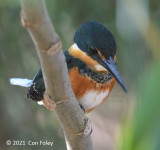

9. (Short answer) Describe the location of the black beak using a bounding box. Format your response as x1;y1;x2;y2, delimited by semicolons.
97;56;127;92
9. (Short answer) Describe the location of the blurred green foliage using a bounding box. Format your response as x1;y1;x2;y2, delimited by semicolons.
117;61;160;150
0;0;160;150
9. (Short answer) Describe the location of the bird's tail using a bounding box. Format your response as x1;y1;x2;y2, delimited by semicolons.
9;78;33;87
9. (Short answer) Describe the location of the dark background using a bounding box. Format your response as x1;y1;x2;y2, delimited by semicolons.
0;0;160;150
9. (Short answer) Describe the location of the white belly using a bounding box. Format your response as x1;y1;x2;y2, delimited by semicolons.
79;90;109;111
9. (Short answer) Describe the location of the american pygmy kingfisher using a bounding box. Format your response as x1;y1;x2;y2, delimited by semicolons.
10;21;127;113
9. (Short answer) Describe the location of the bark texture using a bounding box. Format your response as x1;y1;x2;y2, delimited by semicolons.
20;0;93;149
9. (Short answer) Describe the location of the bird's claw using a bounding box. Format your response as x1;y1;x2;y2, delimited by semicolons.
84;118;92;136
80;104;86;113
42;93;56;111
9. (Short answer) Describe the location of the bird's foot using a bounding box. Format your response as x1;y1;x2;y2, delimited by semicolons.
74;117;92;136
42;93;56;111
42;98;56;111
84;118;93;136
41;93;67;111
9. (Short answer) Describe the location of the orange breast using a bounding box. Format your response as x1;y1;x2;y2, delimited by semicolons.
69;67;115;113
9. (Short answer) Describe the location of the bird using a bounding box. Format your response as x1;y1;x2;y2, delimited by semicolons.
10;21;127;114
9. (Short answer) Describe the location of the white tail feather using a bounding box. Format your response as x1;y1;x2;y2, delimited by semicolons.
9;78;33;87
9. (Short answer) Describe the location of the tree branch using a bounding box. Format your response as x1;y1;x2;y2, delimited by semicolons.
20;0;93;149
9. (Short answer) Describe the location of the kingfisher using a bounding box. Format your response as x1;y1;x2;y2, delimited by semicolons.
10;21;127;113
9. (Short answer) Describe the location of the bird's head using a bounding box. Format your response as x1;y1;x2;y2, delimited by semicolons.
69;21;127;92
